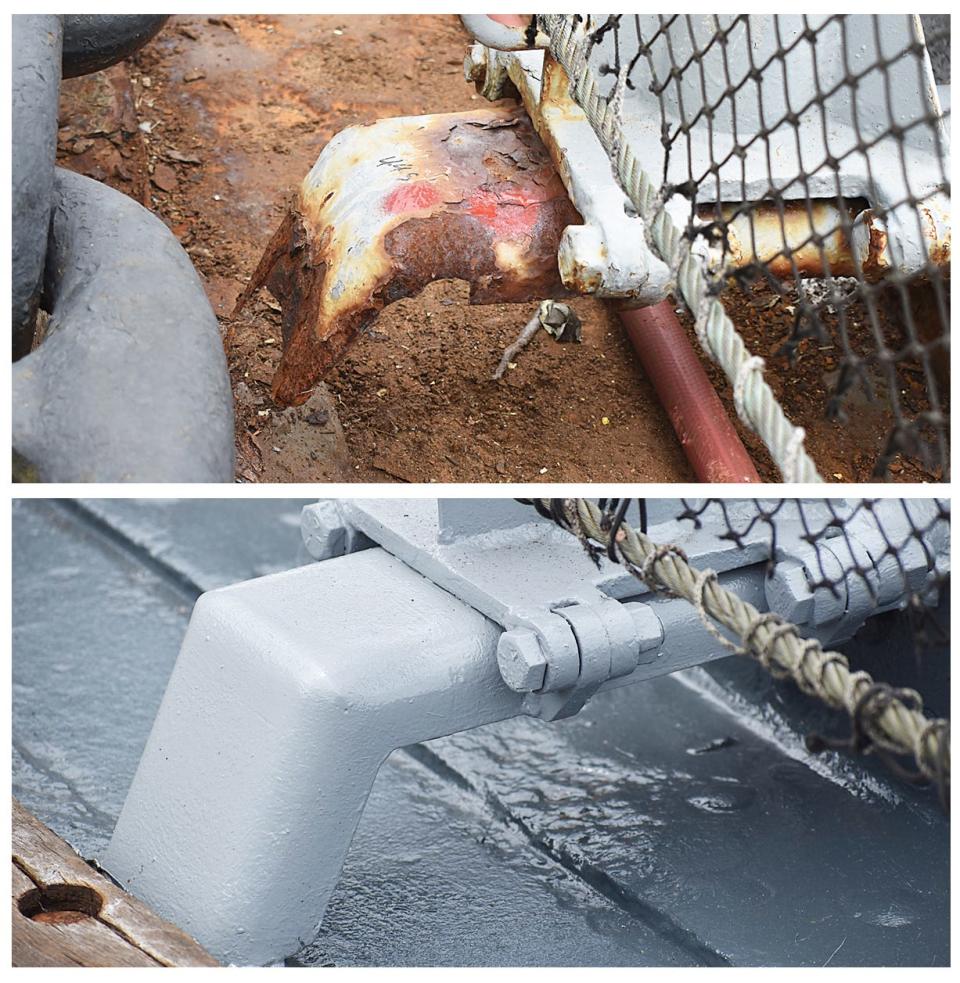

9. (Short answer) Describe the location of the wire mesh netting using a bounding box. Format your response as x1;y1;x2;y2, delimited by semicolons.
534;14;951;479
675;497;950;647
519;497;950;805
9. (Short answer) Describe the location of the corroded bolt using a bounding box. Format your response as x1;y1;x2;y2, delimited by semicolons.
463;43;487;86
497;628;548;693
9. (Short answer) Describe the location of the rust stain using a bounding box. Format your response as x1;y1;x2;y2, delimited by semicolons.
714;199;951;280
539;54;575;111
862;212;890;278
523;56;583;189
562;255;603;294
235;106;580;407
919;204;951;268
715;199;868;278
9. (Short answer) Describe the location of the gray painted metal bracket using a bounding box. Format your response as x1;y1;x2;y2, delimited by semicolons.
314;498;949;717
330;500;769;718
337;498;773;605
102;539;768;963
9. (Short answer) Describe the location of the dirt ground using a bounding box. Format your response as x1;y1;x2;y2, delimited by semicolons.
54;14;944;483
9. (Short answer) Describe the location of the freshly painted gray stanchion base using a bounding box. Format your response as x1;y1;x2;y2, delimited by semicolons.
12;15;62;359
14;501;950;967
61;15;169;79
104;551;521;964
13;169;235;482
104;499;946;965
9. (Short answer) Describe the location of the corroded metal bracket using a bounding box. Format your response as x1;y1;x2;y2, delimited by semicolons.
234;106;580;407
465;45;677;302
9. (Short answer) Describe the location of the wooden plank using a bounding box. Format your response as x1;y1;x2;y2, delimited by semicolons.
12;798;218;967
14;896;162;968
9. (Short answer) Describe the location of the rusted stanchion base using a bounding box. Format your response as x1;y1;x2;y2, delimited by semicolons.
234;106;579;407
620;301;761;483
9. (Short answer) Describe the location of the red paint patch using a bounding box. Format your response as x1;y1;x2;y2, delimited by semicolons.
384;181;442;214
465;186;543;239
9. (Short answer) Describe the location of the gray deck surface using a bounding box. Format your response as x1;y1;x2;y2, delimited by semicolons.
12;499;949;967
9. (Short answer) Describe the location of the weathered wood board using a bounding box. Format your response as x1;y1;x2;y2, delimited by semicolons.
12;798;218;967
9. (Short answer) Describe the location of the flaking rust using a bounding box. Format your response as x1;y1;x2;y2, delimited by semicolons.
234;107;580;407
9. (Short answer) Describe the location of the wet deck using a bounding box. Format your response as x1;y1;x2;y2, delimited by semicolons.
12;499;949;966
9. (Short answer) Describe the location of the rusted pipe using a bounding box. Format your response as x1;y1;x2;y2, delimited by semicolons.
620;302;761;483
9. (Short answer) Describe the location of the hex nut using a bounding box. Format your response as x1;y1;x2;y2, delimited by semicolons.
622;601;664;663
497;629;548;693
765;560;815;625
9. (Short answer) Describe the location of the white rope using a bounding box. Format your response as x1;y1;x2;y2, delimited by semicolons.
734;355;766;426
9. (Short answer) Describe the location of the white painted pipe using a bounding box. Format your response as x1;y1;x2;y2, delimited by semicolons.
459;14;549;50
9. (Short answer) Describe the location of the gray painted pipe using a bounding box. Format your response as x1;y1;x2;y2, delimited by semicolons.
12;15;63;359
13;168;235;482
61;15;169;79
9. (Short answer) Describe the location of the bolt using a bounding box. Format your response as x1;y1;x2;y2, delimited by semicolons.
622;601;664;656
765;559;815;625
497;629;548;693
301;501;350;561
557;225;606;294
463;43;487;86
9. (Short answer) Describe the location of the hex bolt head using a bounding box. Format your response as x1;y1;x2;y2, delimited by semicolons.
557;225;606;294
497;629;548;693
622;601;664;656
463;42;487;85
301;501;349;561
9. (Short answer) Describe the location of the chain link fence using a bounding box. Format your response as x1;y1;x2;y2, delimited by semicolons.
678;497;949;627
532;15;950;479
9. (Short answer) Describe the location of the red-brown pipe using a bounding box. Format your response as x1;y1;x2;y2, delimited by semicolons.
620;301;761;483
